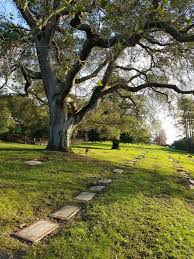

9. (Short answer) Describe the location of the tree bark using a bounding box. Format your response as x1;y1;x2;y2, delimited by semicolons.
46;97;74;152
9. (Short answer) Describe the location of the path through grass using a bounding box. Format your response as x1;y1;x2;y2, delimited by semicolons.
0;142;194;258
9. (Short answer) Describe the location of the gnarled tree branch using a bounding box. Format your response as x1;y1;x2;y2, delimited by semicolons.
75;58;108;84
149;21;194;42
13;0;38;28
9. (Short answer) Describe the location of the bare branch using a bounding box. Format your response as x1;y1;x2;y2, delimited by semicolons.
151;87;169;99
101;51;121;87
75;58;108;84
74;88;101;124
138;42;157;67
63;39;93;96
20;65;32;93
13;0;38;28
116;65;151;75
70;12;93;38
38;4;69;30
144;35;176;46
52;40;62;65
30;91;47;105
20;65;42;80
149;21;194;42
115;90;138;108
102;82;194;96
19;64;41;94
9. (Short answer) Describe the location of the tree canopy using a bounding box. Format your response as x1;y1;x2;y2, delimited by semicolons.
0;0;194;151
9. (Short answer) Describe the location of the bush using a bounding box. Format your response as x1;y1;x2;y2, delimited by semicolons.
172;138;194;153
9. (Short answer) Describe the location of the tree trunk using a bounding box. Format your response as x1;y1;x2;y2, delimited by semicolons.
46;98;74;152
111;139;120;150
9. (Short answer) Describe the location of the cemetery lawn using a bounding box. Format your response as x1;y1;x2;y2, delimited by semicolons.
0;142;194;258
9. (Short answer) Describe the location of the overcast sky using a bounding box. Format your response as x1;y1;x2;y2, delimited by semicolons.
159;113;181;145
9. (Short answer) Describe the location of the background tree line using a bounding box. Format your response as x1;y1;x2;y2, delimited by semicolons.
0;92;152;147
172;96;194;152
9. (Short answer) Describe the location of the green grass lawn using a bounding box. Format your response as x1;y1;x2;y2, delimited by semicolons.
0;142;194;258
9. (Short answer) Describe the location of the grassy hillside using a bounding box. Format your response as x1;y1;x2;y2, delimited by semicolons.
0;142;194;258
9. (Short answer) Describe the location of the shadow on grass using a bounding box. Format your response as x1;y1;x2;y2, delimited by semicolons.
0;250;25;259
1;148;194;259
73;144;111;150
113;169;192;201
0;148;45;152
0;156;193;203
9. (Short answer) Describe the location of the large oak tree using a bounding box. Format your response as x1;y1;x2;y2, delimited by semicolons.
0;0;194;151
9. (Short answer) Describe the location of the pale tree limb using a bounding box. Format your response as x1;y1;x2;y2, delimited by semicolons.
20;65;42;80
29;91;47;105
143;34;176;46
19;64;42;93
75;58;108;84
148;21;194;42
13;0;38;28
102;82;194;96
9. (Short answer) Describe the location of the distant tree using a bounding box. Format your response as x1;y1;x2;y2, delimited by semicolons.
0;98;15;134
79;93;150;149
176;97;194;152
120;128;151;144
0;95;49;140
154;129;167;146
172;138;193;152
9;96;49;139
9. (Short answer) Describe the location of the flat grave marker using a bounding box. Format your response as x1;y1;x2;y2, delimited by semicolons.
89;185;106;192
179;171;188;175
12;220;58;243
127;161;134;164
176;168;184;172
75;192;96;201
189;179;194;185
178;171;188;176
51;205;80;220
180;172;189;177
98;179;112;184
112;169;123;174
24;160;42;165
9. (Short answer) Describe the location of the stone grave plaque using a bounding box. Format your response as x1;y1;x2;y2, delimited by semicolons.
12;220;58;243
127;161;134;165
180;172;189;177
112;169;123;174
176;168;184;172
51;205;80;220
75;192;96;201
179;171;188;175
189;179;194;185
98;179;112;184
89;185;105;192
24;160;42;165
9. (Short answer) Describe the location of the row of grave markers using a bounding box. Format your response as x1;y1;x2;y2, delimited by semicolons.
12;152;147;244
12;178;112;243
169;156;194;189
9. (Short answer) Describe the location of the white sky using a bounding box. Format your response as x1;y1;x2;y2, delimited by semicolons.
159;112;182;144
